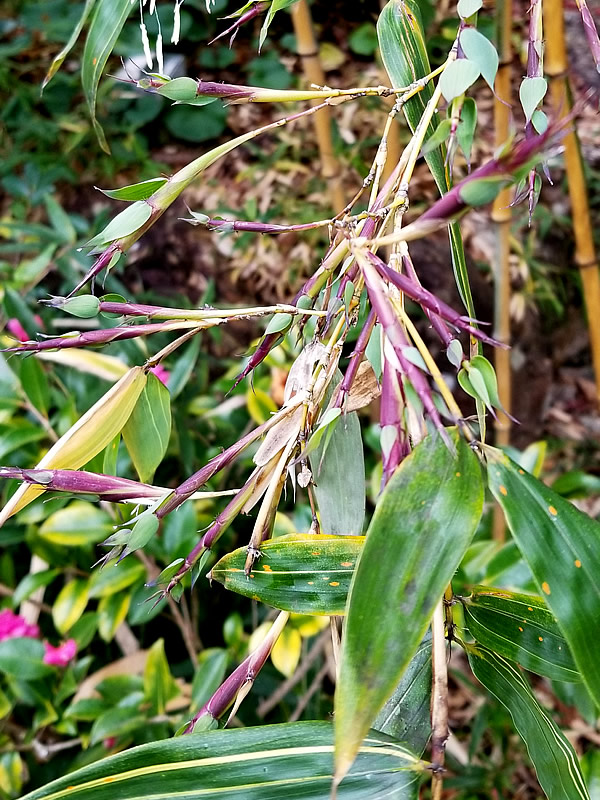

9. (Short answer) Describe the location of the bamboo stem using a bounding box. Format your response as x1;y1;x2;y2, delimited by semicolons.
430;601;449;800
544;0;600;408
491;0;513;542
291;0;345;212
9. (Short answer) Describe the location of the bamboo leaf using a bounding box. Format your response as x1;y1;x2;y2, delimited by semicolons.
20;722;425;800
0;639;53;680
309;374;365;536
42;0;97;90
373;634;432;756
457;97;477;164
97;178;168;201
461;586;580;682
0;367;147;523
467;644;590;800
440;59;481;102
81;0;135;152
39;501;112;547
460;28;499;90
487;447;600;706
88;559;146;599
271;625;302;677
144;639;179;715
457;0;482;17
519;76;548;123
335;429;484;780
85;201;153;250
122;373;171;483
210;534;363;615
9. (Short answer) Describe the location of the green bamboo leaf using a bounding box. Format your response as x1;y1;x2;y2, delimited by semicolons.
97;178;168;201
81;0;135;152
88;559;146;599
144;639;179;716
97;591;131;642
335;429;484;779
20;721;425;800
126;513;160;554
487;447;600;706
440;59;481;102
302;407;341;460
258;0;298;51
0;638;54;680
191;649;228;712
461;586;580;682
532;109;549;134
457;97;477;164
467;644;590;800
42;0;97;90
85;202;153;250
422;119;452;154
459;28;499;90
309;374;365;536
210;534;363;614
519;76;548;123
459;176;506;207
52;579;89;635
373;634;432;756
122;373;171;483
264;312;293;335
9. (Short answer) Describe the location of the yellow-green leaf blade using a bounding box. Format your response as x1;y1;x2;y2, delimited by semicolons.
19;721;425;800
467;644;590;800
210;534;363;615
462;586;580;682
122;373;171;483
335;430;484;780
487;448;600;706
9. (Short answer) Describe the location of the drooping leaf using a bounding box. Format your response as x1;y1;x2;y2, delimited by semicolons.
20;722;425;800
457;97;477;165
122;373;171;483
81;0;135;152
373;633;432;756
42;0;97;89
457;0;482;17
210;534;363;615
467;644;590;800
97;178;168;202
335;429;484;780
461;586;580;682
487;447;600;707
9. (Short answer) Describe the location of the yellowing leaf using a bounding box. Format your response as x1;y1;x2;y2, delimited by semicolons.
0;367;147;523
246;388;278;425
52;579;89;635
271;626;302;677
98;592;131;642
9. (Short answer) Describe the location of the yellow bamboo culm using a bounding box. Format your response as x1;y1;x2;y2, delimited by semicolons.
291;0;345;213
491;0;512;542
544;0;600;408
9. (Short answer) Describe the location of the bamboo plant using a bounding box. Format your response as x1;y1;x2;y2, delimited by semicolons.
3;1;600;799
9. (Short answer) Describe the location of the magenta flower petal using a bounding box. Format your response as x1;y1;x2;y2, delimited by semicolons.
150;364;170;385
43;638;77;666
0;608;40;640
6;319;30;343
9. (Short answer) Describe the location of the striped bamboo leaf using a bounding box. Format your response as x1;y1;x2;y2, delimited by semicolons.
335;429;483;782
461;586;579;682
209;534;364;615
486;446;600;707
20;721;426;800
467;644;590;800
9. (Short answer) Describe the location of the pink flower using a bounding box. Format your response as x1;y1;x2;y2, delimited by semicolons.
43;638;77;667
6;319;30;343
0;608;40;640
103;737;117;750
150;364;170;386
